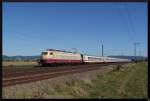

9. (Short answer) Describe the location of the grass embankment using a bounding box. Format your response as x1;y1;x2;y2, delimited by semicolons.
3;61;38;67
48;62;147;98
3;62;147;98
87;62;147;98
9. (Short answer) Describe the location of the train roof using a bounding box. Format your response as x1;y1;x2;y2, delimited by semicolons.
83;55;104;58
83;55;131;60
46;49;79;54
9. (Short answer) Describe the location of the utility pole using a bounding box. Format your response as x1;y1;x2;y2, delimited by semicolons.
121;50;124;56
101;44;104;57
134;42;140;61
139;50;141;57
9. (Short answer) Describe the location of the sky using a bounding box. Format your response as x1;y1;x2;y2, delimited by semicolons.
3;2;147;56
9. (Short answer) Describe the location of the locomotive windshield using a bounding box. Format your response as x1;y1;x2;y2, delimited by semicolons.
42;52;48;55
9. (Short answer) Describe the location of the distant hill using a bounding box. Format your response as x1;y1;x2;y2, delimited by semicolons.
108;55;147;61
2;55;40;61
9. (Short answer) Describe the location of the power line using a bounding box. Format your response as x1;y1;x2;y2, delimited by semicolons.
124;4;136;39
7;29;35;41
116;4;132;41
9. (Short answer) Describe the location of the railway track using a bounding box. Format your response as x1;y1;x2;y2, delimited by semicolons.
3;62;128;87
3;63;119;76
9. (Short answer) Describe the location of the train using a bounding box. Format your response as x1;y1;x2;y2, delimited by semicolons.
38;49;131;66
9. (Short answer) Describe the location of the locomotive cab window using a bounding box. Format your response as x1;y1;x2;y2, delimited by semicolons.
42;52;48;55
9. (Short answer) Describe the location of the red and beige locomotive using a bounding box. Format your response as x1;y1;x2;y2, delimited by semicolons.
38;49;131;66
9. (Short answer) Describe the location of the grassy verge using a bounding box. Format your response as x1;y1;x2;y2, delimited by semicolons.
86;62;147;98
